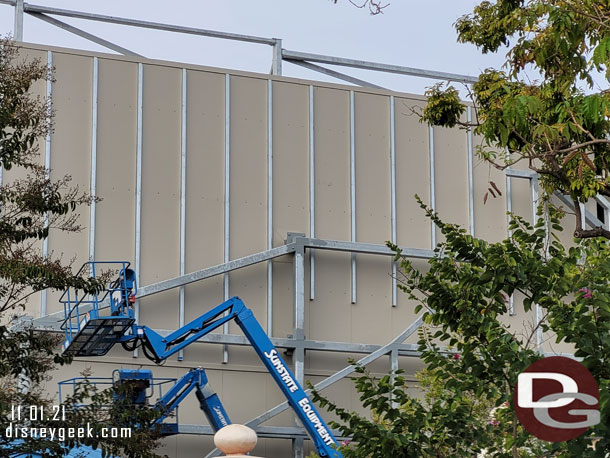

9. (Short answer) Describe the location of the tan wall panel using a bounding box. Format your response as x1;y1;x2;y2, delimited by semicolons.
395;258;430;345
310;87;352;343
227;76;268;334
308;251;351;342
183;69;226;360
138;64;181;330
472;137;508;241
9;48;49;317
272;81;310;244
352;93;393;342
354;92;391;243
433;125;469;233
352;256;392;344
313;87;350;240
47;53;92;314
394;98;431;248
272;258;295;339
94;59;137;263
270;81;309;340
184;70;225;270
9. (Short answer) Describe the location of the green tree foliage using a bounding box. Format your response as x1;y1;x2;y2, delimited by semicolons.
420;0;610;239
313;201;609;457
0;39;162;458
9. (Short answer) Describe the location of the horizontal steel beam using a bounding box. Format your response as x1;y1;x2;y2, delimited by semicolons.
137;243;296;298
505;168;537;179
11;2;276;45
554;192;604;228
301;237;434;259
282;49;478;84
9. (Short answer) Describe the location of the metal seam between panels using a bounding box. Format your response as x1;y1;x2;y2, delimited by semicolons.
531;177;543;349
267;79;273;336
505;148;515;315
390;96;397;307
309;85;315;301
429;125;436;248
350;90;356;304
41;50;52;317
89;57;98;262
223;73;230;364
467;106;474;236
178;68;187;361
134;62;143;358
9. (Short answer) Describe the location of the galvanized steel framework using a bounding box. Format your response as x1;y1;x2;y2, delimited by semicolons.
5;3;610;457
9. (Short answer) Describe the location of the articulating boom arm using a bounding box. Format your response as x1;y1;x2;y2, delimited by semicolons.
124;297;342;458
154;368;230;433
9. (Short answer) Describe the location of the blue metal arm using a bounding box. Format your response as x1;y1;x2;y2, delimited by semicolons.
130;297;342;458
154;368;231;433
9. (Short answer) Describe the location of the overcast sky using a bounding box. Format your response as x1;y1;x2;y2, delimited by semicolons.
0;0;508;94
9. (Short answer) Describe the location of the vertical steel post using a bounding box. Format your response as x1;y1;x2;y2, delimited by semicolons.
531;177;543;350
89;57;98;262
292;438;304;458
41;51;53;317
429;125;436;248
293;240;305;458
390;96;397;307
223;73;231;364
134;62;143;358
309;85;315;301
14;0;24;42
350;91;357;304
505;150;515;315
294;242;305;383
467;106;475;236
267;79;273;336
41;51;54;316
178;68;187;361
390;348;398;408
271;38;282;76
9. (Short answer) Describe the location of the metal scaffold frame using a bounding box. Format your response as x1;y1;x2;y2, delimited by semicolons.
1;0;478;87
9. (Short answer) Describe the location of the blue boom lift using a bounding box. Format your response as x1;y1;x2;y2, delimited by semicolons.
58;262;342;457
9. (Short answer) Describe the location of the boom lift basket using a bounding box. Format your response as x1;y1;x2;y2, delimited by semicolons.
60;262;137;357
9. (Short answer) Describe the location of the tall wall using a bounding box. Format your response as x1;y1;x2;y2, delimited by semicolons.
10;43;561;458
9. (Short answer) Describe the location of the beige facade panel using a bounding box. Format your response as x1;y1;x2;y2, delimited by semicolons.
138;64;182;331
94;58;137;263
434;125;469;233
227;75;268;338
8;48;49;318
472;139;509;242
394;98;431;249
46;52;92;314
272;81;310;243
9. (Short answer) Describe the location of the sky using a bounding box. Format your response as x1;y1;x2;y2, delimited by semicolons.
0;0;508;95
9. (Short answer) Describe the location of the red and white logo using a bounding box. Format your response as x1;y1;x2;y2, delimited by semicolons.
514;356;600;442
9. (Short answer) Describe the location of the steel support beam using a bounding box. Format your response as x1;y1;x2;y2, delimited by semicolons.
10;2;276;45
285;59;384;89
282;49;478;84
204;314;425;457
137;244;296;298
13;0;23;41
28;12;141;56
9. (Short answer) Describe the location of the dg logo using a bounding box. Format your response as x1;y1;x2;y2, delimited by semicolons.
514;356;600;442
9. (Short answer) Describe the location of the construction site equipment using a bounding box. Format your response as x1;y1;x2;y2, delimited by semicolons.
59;262;342;458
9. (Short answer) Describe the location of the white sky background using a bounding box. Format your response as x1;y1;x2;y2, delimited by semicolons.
0;0;508;95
